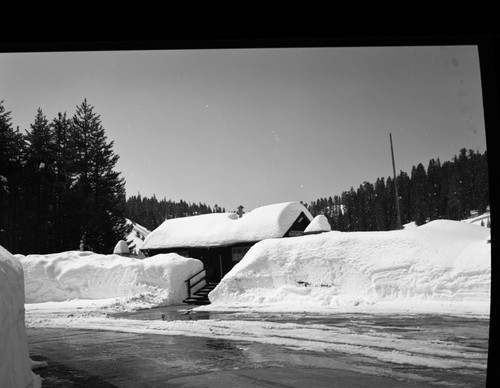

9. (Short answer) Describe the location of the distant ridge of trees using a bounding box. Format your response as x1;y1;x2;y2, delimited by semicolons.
124;195;225;231
305;148;490;231
128;149;489;234
0;99;129;254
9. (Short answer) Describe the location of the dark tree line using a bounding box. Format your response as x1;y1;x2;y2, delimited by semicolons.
0;99;129;254
306;148;490;231
124;195;225;231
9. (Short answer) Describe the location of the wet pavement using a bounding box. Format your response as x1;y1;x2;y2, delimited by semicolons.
28;328;430;387
27;306;490;387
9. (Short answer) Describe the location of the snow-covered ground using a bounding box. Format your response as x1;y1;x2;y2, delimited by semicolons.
6;218;491;385
20;219;490;317
19;219;491;317
203;219;490;316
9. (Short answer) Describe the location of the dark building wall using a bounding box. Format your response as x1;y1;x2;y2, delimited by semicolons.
142;212;312;282
143;242;254;282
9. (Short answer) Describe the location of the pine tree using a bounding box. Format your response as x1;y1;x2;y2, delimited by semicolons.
50;112;74;251
0;101;13;247
411;163;428;225
469;150;489;214
374;177;388;230
385;176;397;229
342;187;359;231
0;101;26;251
357;182;377;231
478;151;490;213
69;99;130;253
426;158;441;221
333;194;346;231
396;171;412;226
24;108;55;252
456;148;473;218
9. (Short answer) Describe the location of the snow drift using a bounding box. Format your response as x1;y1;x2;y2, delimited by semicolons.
208;220;491;314
17;251;203;306
0;245;40;388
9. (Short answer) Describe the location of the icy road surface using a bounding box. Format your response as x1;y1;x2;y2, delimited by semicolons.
26;305;489;387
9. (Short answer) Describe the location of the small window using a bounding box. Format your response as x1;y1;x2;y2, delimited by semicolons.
232;246;251;262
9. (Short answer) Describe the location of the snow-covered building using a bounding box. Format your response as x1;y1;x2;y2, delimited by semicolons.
141;202;313;282
125;219;150;257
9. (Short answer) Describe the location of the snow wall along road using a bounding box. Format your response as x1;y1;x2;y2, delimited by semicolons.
0;245;40;388
208;220;491;314
17;251;204;306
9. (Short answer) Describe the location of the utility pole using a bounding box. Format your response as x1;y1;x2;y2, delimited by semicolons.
390;133;402;229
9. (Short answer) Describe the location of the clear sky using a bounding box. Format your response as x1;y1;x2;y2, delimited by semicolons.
0;44;487;212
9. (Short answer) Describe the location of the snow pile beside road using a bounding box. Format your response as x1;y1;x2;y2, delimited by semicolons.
0;245;41;388
18;251;203;307
208;220;491;314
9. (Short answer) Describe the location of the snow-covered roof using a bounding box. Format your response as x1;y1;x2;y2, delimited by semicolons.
304;215;331;234
126;219;151;238
141;202;313;250
125;219;150;255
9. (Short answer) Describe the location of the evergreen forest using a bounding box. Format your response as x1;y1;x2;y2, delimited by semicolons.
305;148;489;231
124;196;224;232
126;148;490;234
0;99;129;254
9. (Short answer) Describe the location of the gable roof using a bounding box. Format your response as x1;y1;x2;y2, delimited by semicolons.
141;201;313;250
304;214;332;234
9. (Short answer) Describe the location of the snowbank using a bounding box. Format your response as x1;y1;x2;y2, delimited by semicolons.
18;251;203;307
142;202;313;249
207;220;491;314
0;245;40;388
